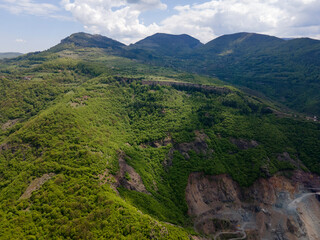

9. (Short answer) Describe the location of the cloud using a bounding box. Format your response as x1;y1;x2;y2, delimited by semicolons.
2;0;320;44
15;38;26;43
0;0;59;16
160;0;320;42
125;0;166;10
61;0;320;43
61;0;166;43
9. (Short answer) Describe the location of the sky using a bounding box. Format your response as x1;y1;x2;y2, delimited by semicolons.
1;0;320;53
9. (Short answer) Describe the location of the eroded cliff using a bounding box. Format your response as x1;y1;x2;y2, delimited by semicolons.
186;171;320;239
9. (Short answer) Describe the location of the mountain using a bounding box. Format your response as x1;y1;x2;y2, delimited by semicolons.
0;32;320;239
26;31;320;115
50;32;126;53
128;33;203;56
120;32;320;116
0;52;23;59
60;32;126;49
165;32;320;116
275;37;320;65
198;32;285;55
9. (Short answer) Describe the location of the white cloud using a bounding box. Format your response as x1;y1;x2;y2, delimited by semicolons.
15;38;26;43
61;0;166;43
160;0;320;42
125;0;166;11
60;0;320;43
0;0;59;16
2;0;320;44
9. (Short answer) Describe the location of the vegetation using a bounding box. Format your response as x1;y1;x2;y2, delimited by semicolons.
128;33;203;57
125;32;320;116
0;33;319;238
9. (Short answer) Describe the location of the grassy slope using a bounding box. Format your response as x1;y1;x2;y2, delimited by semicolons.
0;49;319;238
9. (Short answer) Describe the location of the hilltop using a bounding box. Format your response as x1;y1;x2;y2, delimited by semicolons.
128;33;203;56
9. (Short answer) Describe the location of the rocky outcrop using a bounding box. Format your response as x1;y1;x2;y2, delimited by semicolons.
176;131;209;158
142;131;212;166
100;152;149;194
141;136;172;149
1;119;19;131
141;80;231;95
230;138;259;150
277;152;307;170
186;171;320;239
113;131;210;193
115;151;149;194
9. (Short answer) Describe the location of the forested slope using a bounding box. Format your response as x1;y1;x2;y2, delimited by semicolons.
126;32;320;116
0;44;320;238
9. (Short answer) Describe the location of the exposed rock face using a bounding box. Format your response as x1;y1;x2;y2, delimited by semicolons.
176;131;209;157
143;131;209;155
186;171;320;239
174;131;210;161
277;152;307;169
99;152;149;194
144;130;212;166
20;173;56;199
230;138;259;150
115;151;149;194
145;135;172;148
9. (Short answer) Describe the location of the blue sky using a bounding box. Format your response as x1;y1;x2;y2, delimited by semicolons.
1;0;320;53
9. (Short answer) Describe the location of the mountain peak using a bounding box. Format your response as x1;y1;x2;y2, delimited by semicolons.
59;32;126;49
201;32;284;54
130;33;203;56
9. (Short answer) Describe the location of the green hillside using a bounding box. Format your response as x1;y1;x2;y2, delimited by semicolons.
0;40;320;238
190;33;320;115
127;32;320;116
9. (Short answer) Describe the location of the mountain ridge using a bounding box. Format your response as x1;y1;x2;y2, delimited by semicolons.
42;31;320;116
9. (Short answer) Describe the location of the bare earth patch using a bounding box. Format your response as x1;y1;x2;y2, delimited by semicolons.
20;173;56;199
99;151;149;194
116;152;149;194
1;119;19;131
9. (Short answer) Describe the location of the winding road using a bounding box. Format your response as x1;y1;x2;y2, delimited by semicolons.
288;192;320;211
213;223;251;240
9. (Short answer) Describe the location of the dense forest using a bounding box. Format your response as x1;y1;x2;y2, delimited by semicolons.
123;32;320;116
0;33;319;239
